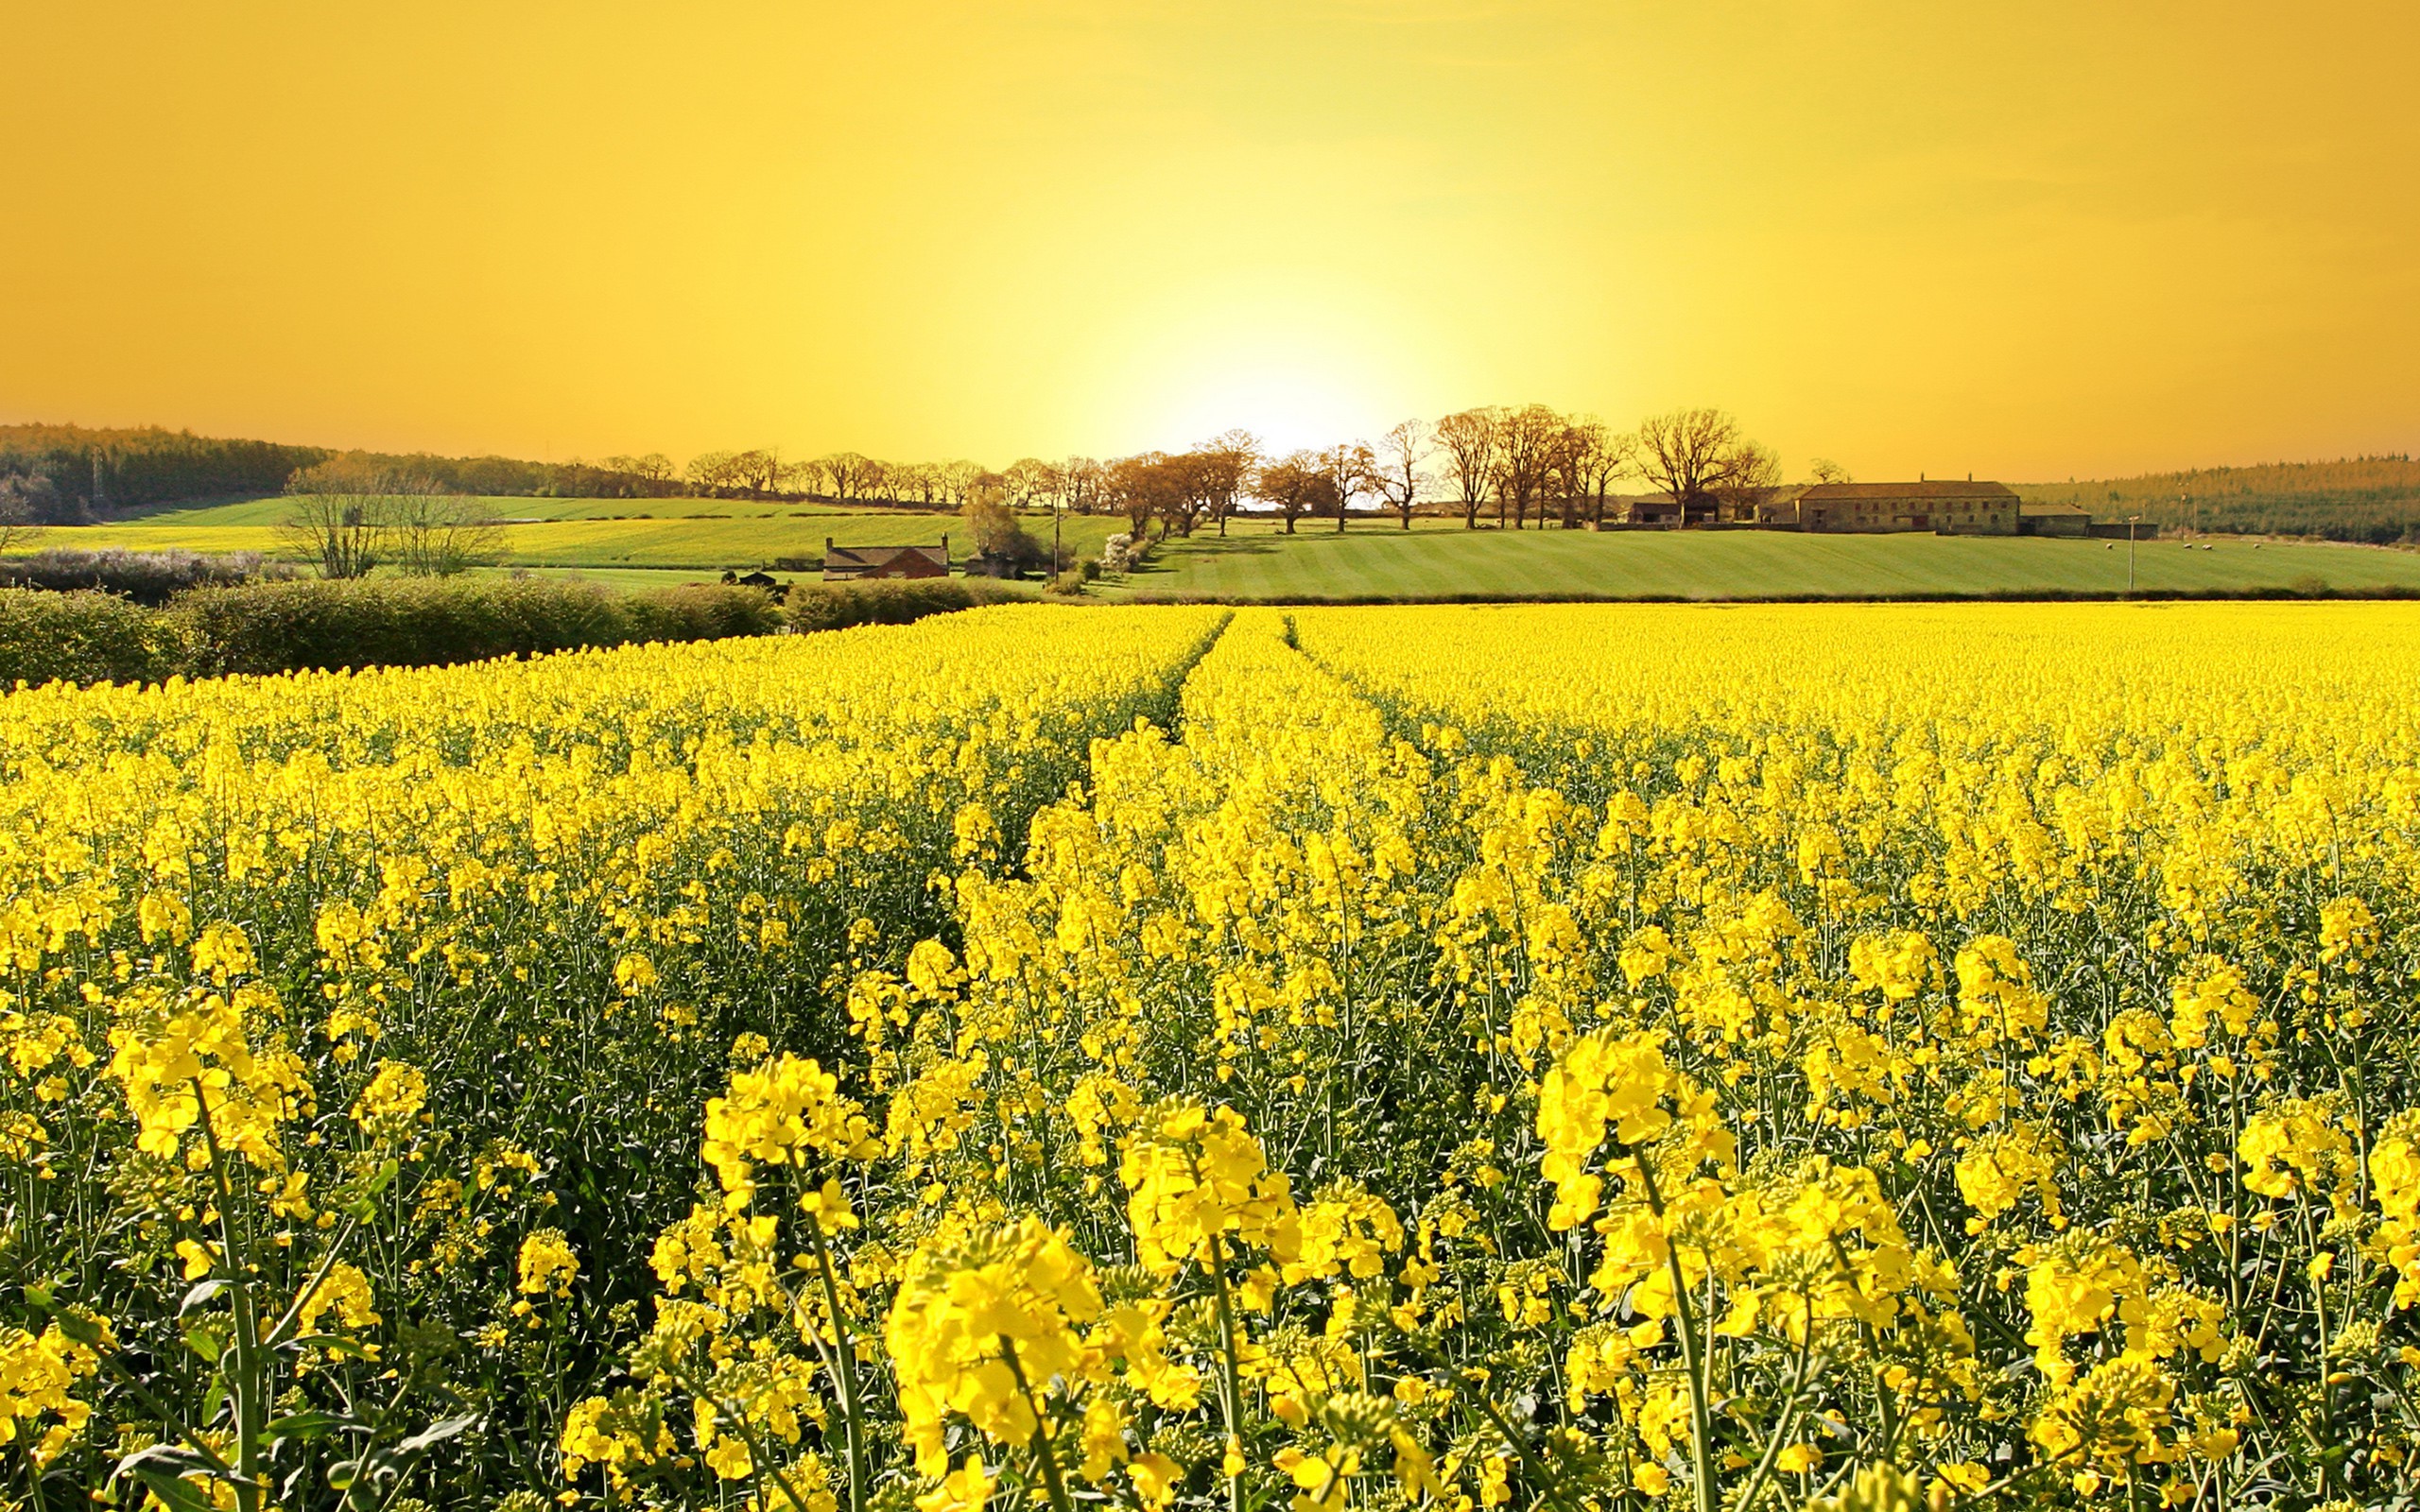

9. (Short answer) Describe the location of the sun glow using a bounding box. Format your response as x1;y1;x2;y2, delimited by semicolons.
3;3;2414;475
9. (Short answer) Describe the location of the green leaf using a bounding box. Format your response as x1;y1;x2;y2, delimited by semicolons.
182;1323;223;1365
129;1467;220;1512
51;1310;105;1348
392;1413;479;1454
180;1279;230;1315
116;1448;221;1512
266;1409;356;1445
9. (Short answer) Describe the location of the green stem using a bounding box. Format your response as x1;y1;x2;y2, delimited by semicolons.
1204;1233;1248;1512
1630;1155;1716;1512
1001;1341;1077;1512
194;1087;265;1512
804;1211;869;1512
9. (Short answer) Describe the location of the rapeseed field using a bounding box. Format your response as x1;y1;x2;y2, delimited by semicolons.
4;602;2414;1511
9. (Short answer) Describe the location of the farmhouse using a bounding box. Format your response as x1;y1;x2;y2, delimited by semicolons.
822;537;950;581
1797;479;2019;534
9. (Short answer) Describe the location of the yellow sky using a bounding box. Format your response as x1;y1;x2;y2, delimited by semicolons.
8;1;2415;480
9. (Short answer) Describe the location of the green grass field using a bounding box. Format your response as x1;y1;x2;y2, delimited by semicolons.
1094;520;2420;600
24;496;1120;573
25;496;2420;600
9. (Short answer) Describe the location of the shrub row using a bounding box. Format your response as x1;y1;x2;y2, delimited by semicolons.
0;547;293;605
0;575;1021;688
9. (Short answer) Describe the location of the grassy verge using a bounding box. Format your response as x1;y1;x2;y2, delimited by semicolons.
1091;524;2420;601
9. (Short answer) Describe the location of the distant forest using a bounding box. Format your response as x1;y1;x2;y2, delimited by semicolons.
2017;456;2420;544
0;423;683;522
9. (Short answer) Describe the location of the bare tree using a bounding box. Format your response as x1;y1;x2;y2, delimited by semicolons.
603;452;679;484
1713;440;1784;522
684;451;741;496
1315;442;1374;533
776;456;823;495
890;462;942;506
817;453;877;502
1004;457;1060;509
1491;404;1561;529
1434;407;1503;528
1635;407;1774;525
1254;452;1328;535
1547;421;1586;529
1061;457;1104;515
934;460;986;507
1573;422;1635;528
389;479;505;576
721;449;785;496
281;458;397;578
1547;419;1632;529
1371;419;1432;530
1806;458;1853;485
1196;430;1260;537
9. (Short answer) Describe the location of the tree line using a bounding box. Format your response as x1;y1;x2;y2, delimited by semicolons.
968;405;1818;540
682;405;1824;541
5;408;1828;553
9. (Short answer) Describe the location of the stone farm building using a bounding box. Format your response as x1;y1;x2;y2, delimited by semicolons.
1792;480;2022;534
822;538;950;581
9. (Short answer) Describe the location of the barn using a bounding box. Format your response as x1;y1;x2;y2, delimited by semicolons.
822;537;950;581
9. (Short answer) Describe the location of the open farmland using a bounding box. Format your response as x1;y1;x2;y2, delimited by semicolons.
4;602;2419;1509
36;494;1123;575
44;496;2420;600
1105;519;2420;599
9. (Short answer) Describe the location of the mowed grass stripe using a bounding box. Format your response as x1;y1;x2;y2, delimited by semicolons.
1106;526;2420;600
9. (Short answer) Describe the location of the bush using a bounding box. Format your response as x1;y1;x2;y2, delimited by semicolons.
780;577;1023;633
0;575;1014;688
168;576;786;678
0;589;183;687
0;547;288;605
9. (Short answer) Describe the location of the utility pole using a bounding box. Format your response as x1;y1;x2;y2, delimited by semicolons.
2128;514;2141;593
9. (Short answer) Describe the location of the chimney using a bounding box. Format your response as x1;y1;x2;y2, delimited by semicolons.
942;534;950;564
825;537;834;556
1919;472;1925;481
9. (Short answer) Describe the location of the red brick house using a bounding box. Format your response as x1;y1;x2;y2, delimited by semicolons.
822;537;950;581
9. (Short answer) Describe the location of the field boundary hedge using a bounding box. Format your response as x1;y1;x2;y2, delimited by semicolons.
0;575;1022;688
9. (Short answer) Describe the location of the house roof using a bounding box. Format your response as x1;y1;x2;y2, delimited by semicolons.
826;544;947;569
2018;502;2093;518
1801;481;2019;502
